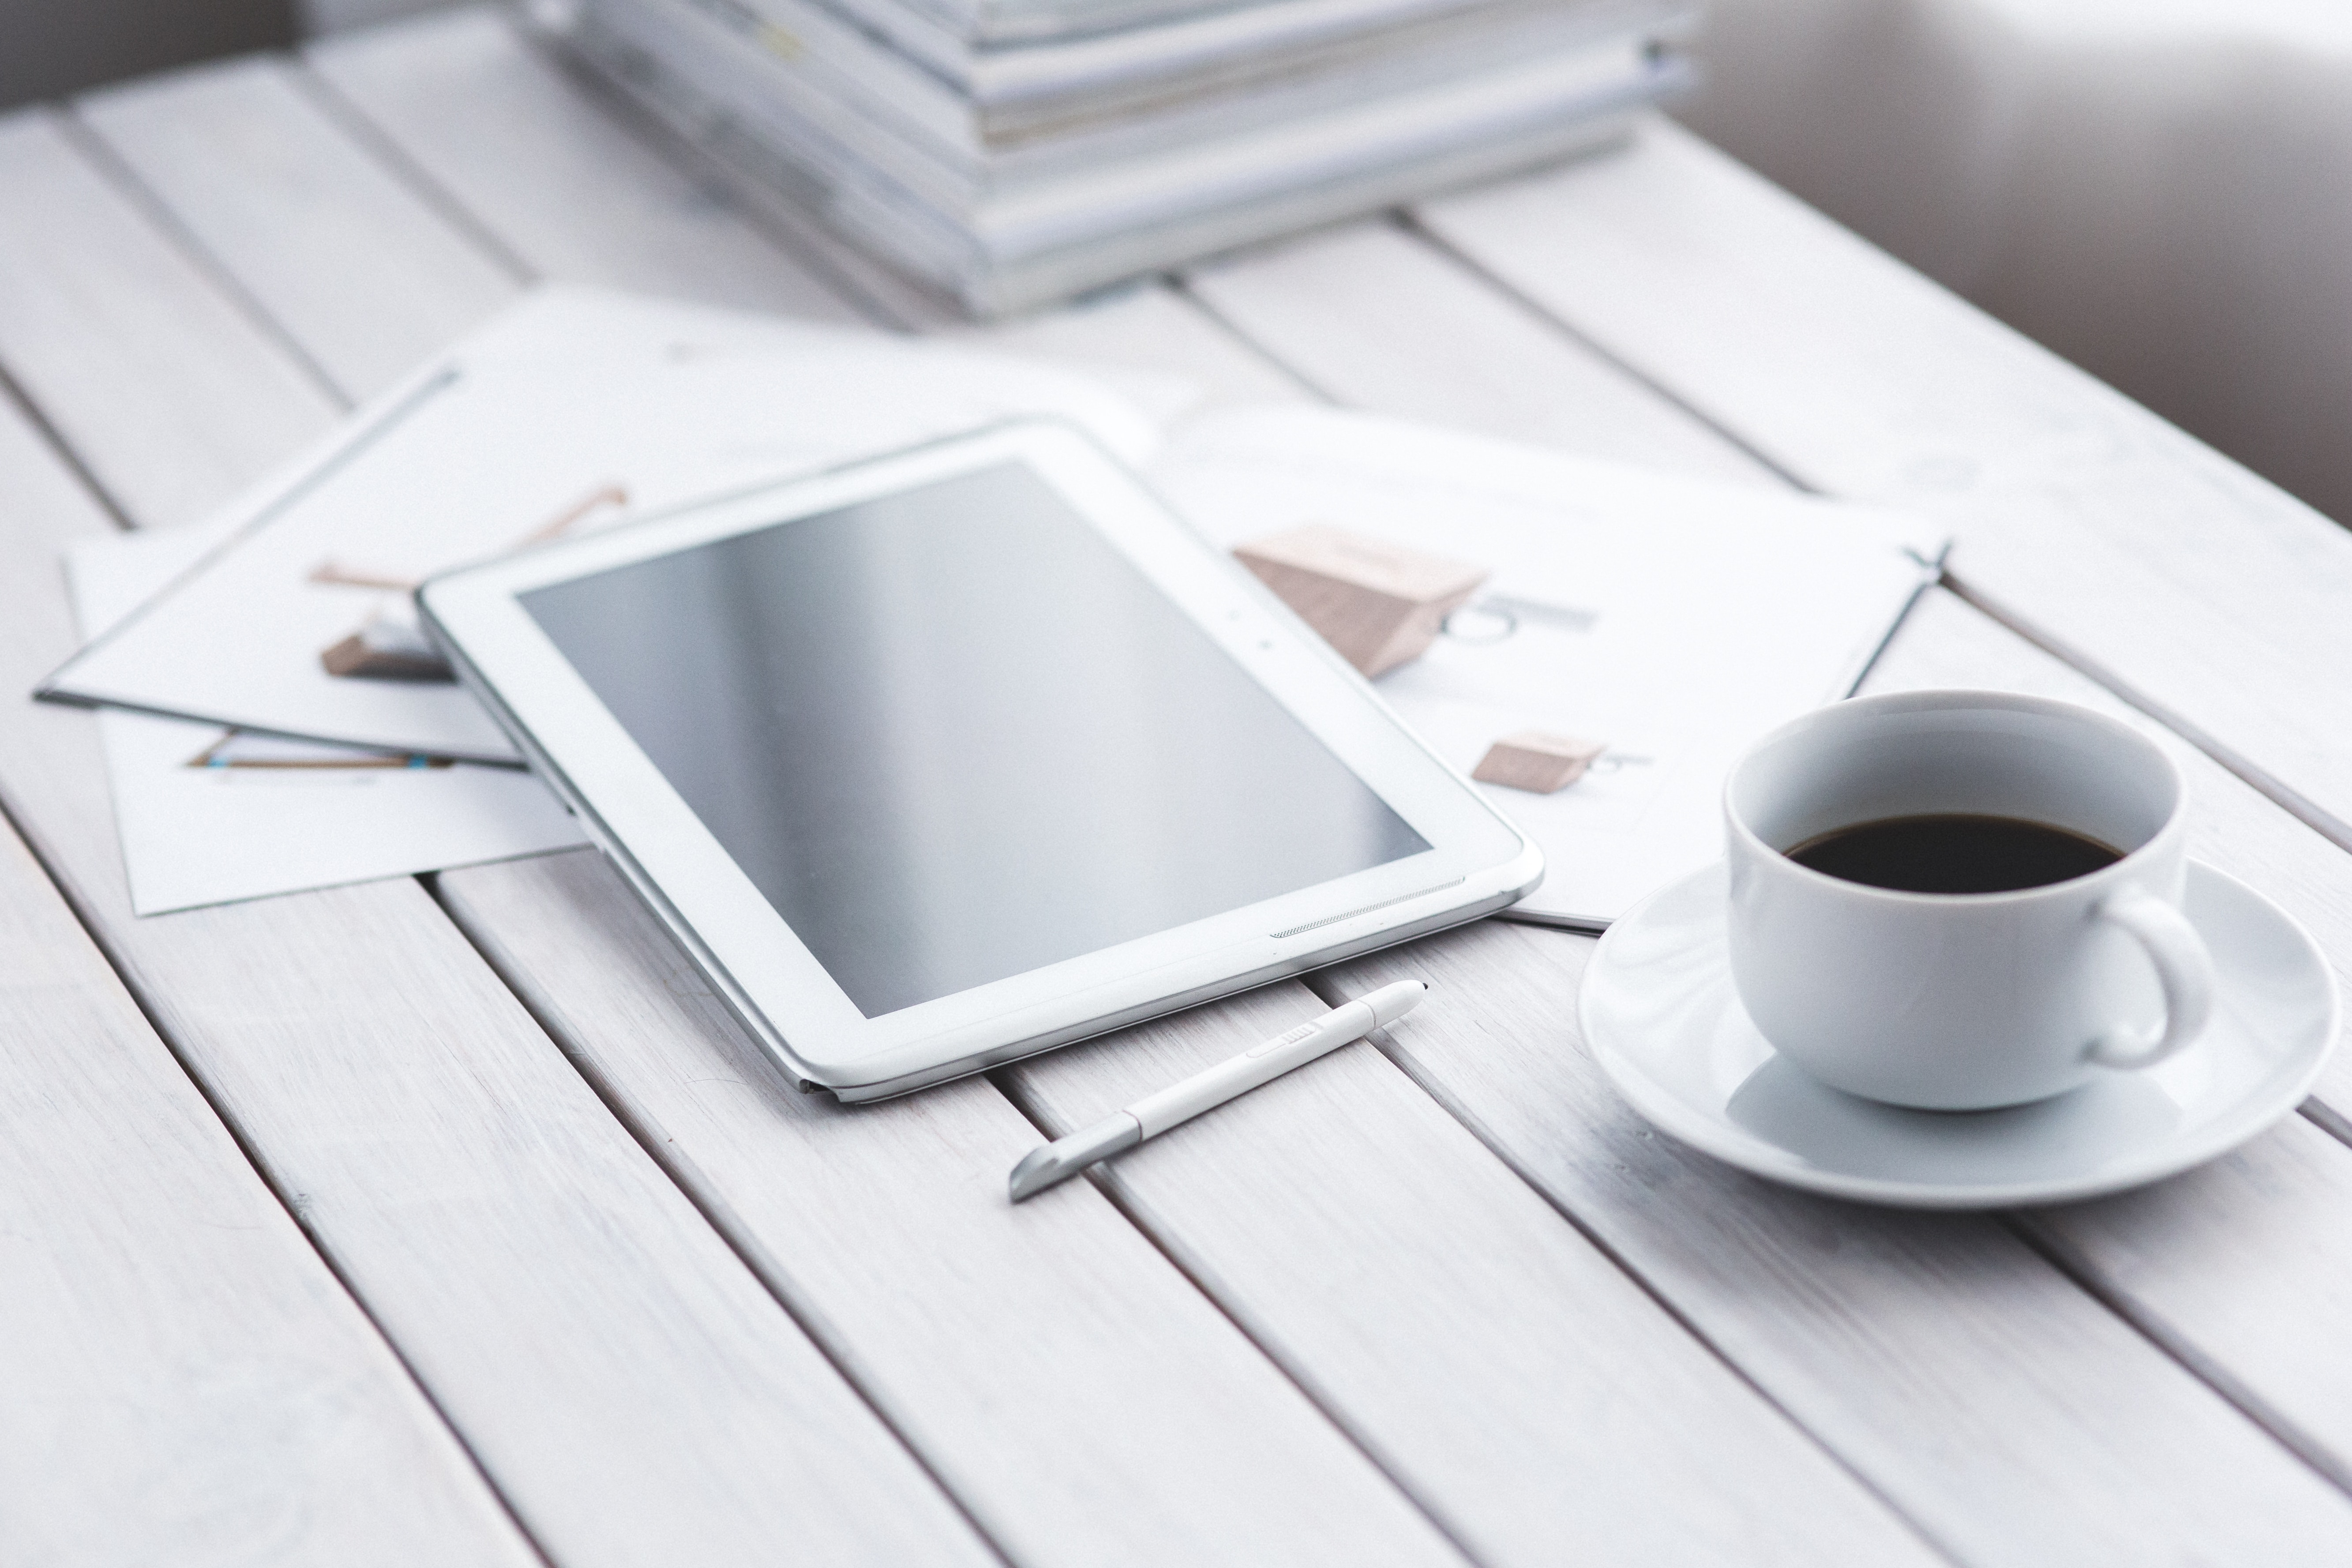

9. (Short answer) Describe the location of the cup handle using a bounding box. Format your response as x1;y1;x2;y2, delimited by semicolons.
2085;888;2216;1070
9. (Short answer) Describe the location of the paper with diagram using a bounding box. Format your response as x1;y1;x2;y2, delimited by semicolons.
1150;406;1950;927
66;520;588;917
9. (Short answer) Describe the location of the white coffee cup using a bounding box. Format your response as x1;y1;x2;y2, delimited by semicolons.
1723;690;2215;1110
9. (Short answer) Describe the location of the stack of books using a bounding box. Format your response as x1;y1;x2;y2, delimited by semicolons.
552;0;1693;315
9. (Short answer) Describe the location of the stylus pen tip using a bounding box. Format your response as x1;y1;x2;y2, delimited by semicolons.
1008;1112;1144;1202
1007;1145;1068;1202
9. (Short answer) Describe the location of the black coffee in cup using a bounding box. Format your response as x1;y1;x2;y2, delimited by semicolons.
1786;813;2121;895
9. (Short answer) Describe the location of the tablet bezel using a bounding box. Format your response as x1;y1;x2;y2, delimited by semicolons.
420;419;1541;1098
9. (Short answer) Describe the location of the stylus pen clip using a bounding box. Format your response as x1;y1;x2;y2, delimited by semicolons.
1006;980;1429;1202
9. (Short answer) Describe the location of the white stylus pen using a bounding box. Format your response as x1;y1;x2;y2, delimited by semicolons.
1007;980;1428;1202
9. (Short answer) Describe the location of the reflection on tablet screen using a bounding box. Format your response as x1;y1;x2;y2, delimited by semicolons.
522;461;1427;1016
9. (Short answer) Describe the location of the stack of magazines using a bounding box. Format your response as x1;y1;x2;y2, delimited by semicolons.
551;0;1694;315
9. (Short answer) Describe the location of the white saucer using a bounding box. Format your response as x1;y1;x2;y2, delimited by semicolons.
1579;859;2339;1208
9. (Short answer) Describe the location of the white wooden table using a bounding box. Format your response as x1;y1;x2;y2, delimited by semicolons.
7;10;2352;1564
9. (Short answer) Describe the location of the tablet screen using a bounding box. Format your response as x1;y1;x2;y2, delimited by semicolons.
521;461;1428;1016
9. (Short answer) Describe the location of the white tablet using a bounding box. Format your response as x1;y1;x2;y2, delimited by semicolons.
419;420;1540;1099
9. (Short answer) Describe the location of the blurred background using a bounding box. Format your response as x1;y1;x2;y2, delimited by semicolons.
1684;0;2352;531
6;0;2346;525
0;1;451;105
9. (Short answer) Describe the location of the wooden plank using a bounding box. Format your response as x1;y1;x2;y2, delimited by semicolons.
81;30;1481;1567
438;850;1471;1568
88;45;1302;417
1185;218;1782;487
0;399;535;1568
1861;587;2352;1493
306;8;860;326
254;19;1938;1560
79;54;522;400
1413;118;2352;847
0;108;335;527
966;280;1309;411
998;982;1940;1565
0;106;997;1568
1171;201;2352;1557
1314;910;2352;1564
